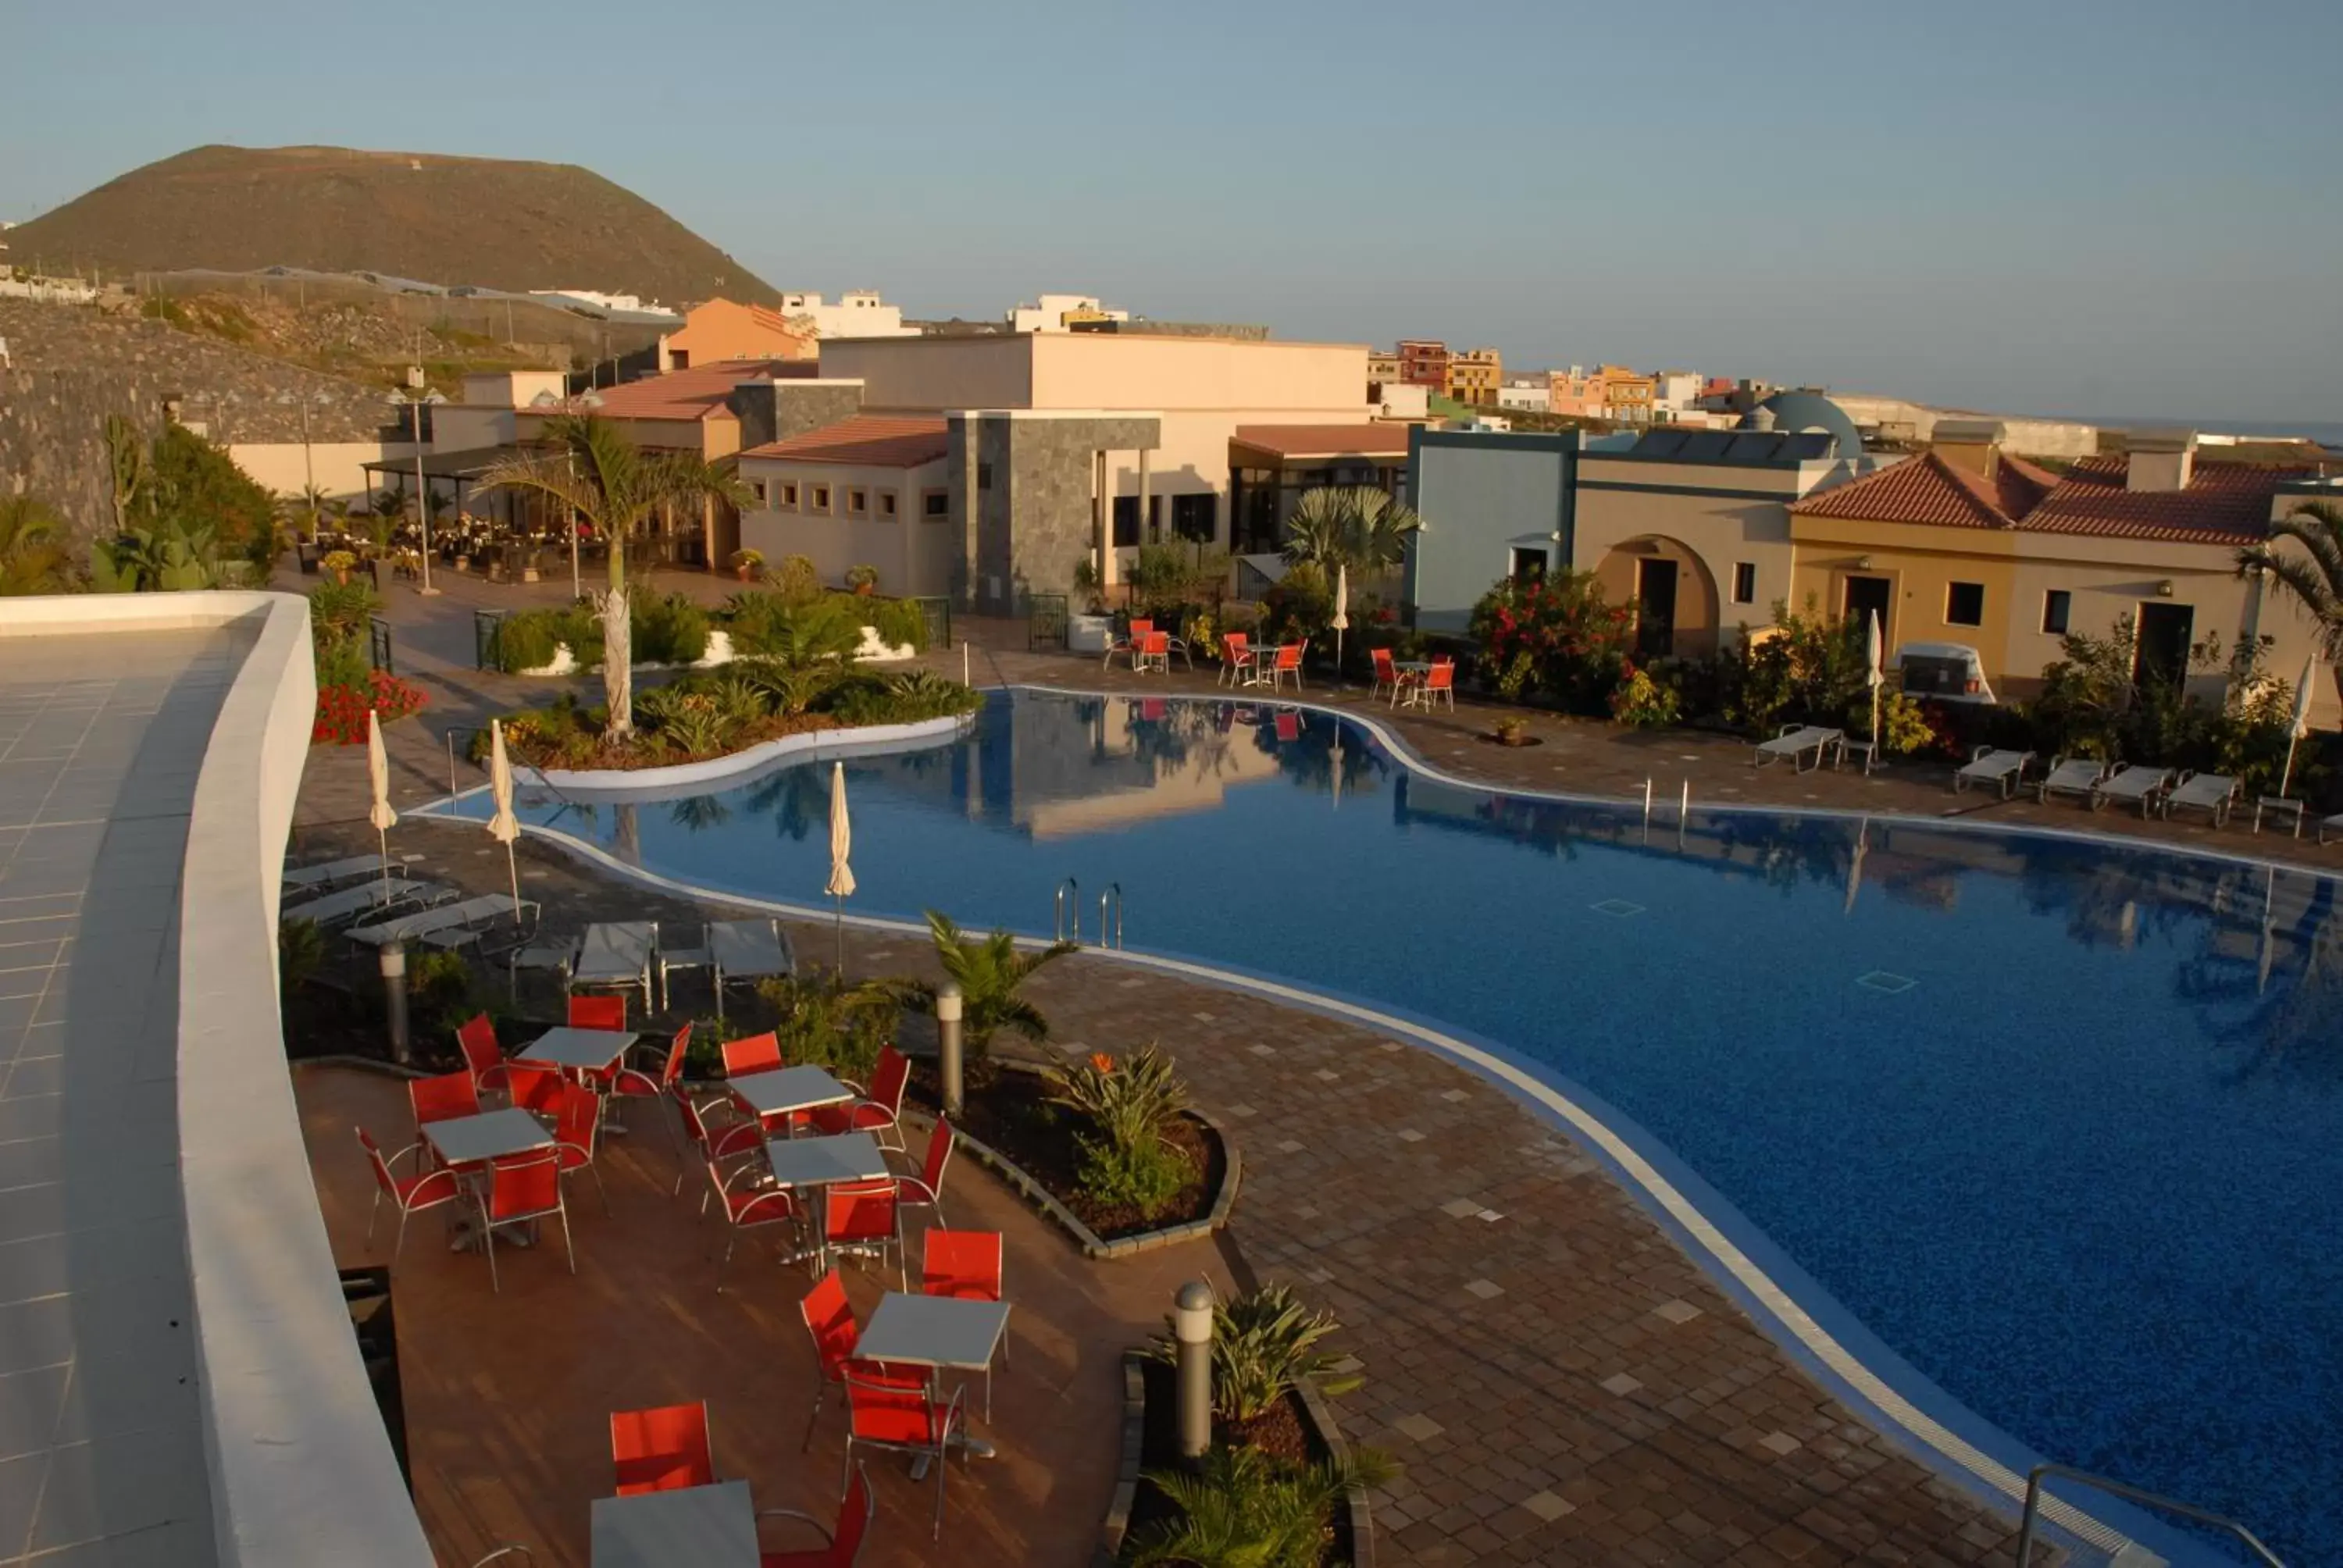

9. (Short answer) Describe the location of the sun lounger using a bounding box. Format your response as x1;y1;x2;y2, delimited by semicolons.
2164;771;2238;827
281;854;386;892
1953;747;2033;798
2035;757;2106;805
1754;725;1843;772
2090;764;2171;816
709;918;793;1013
281;878;452;928
2317;812;2343;846
572;921;658;1012
347;895;533;949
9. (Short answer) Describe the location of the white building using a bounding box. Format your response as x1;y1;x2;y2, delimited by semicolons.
1010;294;1132;333
1652;370;1705;413
529;288;667;315
1374;381;1431;420
1496;381;1553;413
777;290;915;338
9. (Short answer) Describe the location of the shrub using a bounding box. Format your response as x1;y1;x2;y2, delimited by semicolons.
865;596;927;654
1610;664;1681;729
1044;1046;1188;1149
1074;1133;1189;1219
493;609;562;673
308;580;379;647
771;554;822;604
279;917;325;997
312;670;427;745
843;563;880;593
407;949;476;1041
1469;570;1633;714
1726;599;1872;733
725;590;861;665
1129;1445;1395;1568
891;910;1076;1059
1260;560;1332;646
755;974;897;1082
632;591;710;665
1147;1282;1362;1424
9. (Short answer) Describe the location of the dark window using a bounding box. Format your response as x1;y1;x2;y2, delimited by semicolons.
1112;495;1140;547
1172;492;1216;543
2042;589;2071;636
847;488;867;515
1946;582;1985;627
1147;494;1162;541
878;491;897;518
923;490;949;519
1731;561;1756;604
810;486;829;511
976;462;993;490
669;349;690;369
779;482;797;508
1510;548;1546;584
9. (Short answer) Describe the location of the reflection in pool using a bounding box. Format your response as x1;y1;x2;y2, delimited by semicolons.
467;691;2343;1562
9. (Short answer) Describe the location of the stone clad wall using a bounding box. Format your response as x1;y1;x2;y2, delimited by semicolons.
949;413;1159;612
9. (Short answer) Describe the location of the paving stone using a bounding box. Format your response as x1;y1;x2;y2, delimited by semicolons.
1464;1278;1505;1300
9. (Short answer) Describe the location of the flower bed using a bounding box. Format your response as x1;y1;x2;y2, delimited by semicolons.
312;669;428;745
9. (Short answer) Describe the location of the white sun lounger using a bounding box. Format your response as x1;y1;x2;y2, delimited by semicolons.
1754;725;1843;772
347;894;533;949
572;921;658;1013
709;918;793;1014
1954;747;2033;798
281;854;387;892
2163;771;2238;826
2091;764;2171;816
281;878;451;928
2035;757;2106;805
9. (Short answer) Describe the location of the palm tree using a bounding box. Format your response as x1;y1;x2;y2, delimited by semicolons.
1126;1445;1396;1568
1282;485;1421;575
2239;501;2343;662
893;910;1077;1059
0;495;72;596
480;414;747;738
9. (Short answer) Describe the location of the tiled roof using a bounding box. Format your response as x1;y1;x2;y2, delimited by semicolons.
578;360;790;422
1231;423;1416;460
739;415;950;468
1792;450;2307;543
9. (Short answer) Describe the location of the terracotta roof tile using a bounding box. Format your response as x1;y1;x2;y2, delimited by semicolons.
739;415;950;469
1230;423;1415;460
575;360;791;422
1791;452;2021;528
1793;450;2305;544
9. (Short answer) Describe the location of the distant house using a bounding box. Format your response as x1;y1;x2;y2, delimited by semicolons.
776;291;916;339
658;299;814;371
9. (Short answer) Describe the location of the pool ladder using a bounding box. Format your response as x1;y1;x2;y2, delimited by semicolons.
2015;1464;2284;1566
1054;878;1124;949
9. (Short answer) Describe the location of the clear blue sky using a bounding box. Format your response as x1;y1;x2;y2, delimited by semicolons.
6;0;2339;425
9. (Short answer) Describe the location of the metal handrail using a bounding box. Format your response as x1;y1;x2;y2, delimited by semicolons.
1097;882;1122;950
2017;1464;2284;1567
1054;878;1080;945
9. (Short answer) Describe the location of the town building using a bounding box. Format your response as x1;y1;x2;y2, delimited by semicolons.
1599;365;1657;424
775;290;915;339
1550;366;1609;419
1651;370;1705;417
1496;380;1553;414
657;299;813;371
736;415;954;595
1010;294;1132;333
1373;380;1432;421
1446;347;1503;405
1396;339;1450;390
1367;350;1401;387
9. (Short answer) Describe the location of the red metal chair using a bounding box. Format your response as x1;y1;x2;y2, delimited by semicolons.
1136;630;1171;675
1370;647;1403;705
1413;657;1456;711
808;1046;909;1152
823;1179;902;1288
797;1268;864;1451
758;1463;873;1568
470;1152;573;1294
1268;642;1304;693
1217;631;1254;688
842;1365;964;1540
505;1063;565;1120
722;1031;784;1078
356;1126;459;1261
673;1091;765;1199
609;1400;715;1496
612;1022;693;1162
408;1071;480;1137
922;1228;1005;1417
568;992;628;1032
705;1159;799;1285
455;1013;509;1099
892;1118;955;1231
552;1082;610;1217
1273;711;1301;743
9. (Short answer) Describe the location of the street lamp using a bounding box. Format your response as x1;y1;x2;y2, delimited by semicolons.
532;387;601;600
387;389;448;595
275;388;336;537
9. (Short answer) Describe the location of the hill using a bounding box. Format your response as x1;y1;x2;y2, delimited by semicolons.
9;144;779;307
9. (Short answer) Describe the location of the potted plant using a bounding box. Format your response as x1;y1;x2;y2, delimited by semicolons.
844;563;880;596
729;547;765;583
1492;714;1532;747
320;548;358;586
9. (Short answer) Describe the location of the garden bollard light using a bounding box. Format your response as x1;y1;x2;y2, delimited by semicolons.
937;982;964;1117
1175;1279;1214;1466
380;944;411;1065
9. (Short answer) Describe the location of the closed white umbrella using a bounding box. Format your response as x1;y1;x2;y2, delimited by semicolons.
1864;611;1885;744
487;719;522;925
1845;817;1869;914
366;708;398;898
825;761;855;972
2280;655;2318;797
1331;563;1351;682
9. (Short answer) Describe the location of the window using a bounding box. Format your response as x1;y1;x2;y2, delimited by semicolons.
1510;548;1546;585
976;462;993;490
779;482;798;509
1946;581;1985;627
810;485;830;512
1112;495;1140;547
2042;589;2071;636
1172;492;1216;543
747;479;768;507
1731;561;1756;604
847;488;868;516
922;490;949;519
669;349;690;369
878;490;897;519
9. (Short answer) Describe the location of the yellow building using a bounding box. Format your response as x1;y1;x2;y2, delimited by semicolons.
1598;365;1654;422
1446;347;1503;405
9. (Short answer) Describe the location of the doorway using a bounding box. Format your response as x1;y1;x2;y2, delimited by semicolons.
2134;602;2195;689
1635;558;1678;658
1842;575;1892;643
1510;547;1547;586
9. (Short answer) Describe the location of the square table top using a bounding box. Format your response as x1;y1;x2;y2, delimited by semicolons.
423;1107;555;1167
729;1064;854;1118
589;1478;756;1568
761;1131;889;1189
522;1026;640;1072
858;1291;1011;1372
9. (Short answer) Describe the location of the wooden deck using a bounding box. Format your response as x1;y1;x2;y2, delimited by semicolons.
294;1064;1207;1568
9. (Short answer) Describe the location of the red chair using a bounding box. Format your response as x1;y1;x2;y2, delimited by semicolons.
568;993;627;1032
610;1400;714;1496
1136;630;1171;675
470;1152;573;1294
798;1268;865;1450
612;1022;693;1160
1274;711;1301;743
356;1126;459;1261
808;1047;909;1152
722;1032;783;1078
455;1013;510;1099
1217;631;1254;688
1411;657;1456;711
552;1082;609;1217
892;1118;956;1231
823;1180;902;1288
674;1092;765;1199
706;1160;799;1284
408;1071;480;1135
842;1365;964;1539
1268;642;1304;693
505;1063;565;1119
922;1228;1005;1417
758;1463;873;1568
1370;647;1403;704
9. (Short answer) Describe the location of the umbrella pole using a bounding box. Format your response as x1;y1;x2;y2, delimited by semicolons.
504;840;522;926
834;897;845;978
2281;732;2302;798
377;827;391;901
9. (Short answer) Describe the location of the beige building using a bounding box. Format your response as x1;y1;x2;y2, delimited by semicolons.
736;417;954;596
658;299;813;371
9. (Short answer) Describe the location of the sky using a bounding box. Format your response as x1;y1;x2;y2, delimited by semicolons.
5;0;2341;426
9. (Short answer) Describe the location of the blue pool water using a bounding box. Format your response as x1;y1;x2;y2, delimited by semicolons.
462;692;2343;1562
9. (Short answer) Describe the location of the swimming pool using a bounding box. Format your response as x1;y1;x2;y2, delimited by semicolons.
453;690;2342;1563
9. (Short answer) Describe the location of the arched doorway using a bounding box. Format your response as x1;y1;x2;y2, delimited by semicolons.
1593;536;1721;658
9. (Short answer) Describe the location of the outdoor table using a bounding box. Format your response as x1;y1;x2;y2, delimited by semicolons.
520;1025;639;1077
590;1478;757;1568
423;1107;555;1167
761;1130;890;1190
1394;661;1435;707
858;1290;1012;1456
729;1064;854;1129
